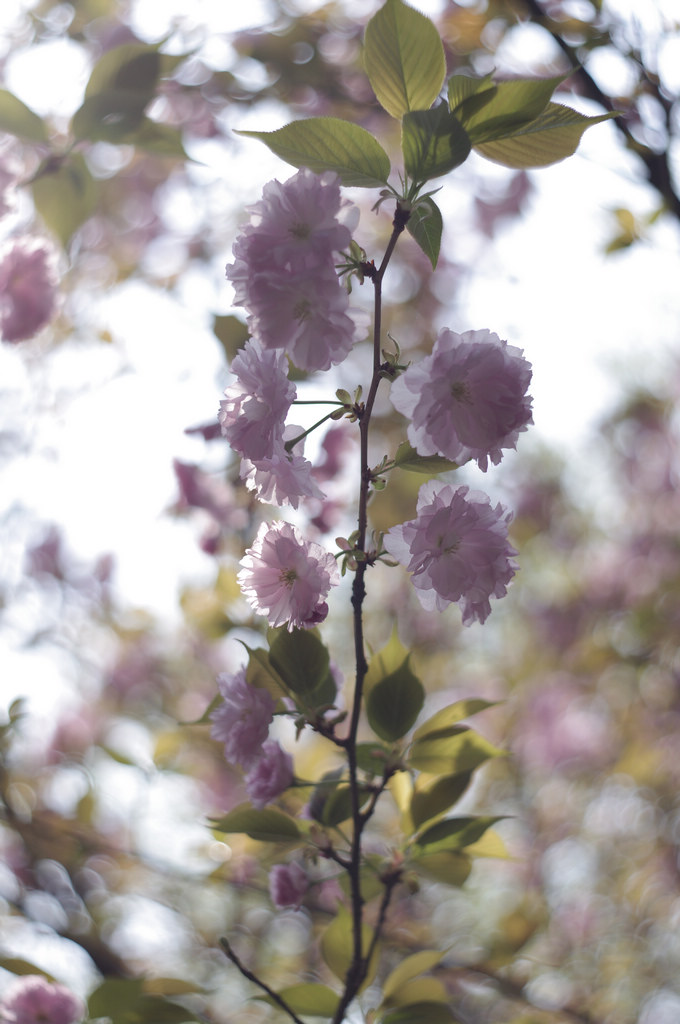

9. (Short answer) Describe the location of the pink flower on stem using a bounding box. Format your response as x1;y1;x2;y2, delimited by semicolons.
0;975;84;1024
238;520;340;631
0;239;58;343
384;481;517;625
225;168;361;372
218;339;296;462
210;667;275;768
269;861;308;909
241;427;325;509
390;328;533;471
245;739;294;808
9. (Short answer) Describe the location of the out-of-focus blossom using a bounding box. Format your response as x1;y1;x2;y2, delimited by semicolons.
474;170;532;238
241;428;325;509
218;339;296;461
0;239;58;342
0;975;84;1024
390;328;532;471
244;739;294;808
210;667;275;768
225;168;361;372
269;861;308;909
238;520;339;631
384;481;517;625
0;158;17;218
173;459;235;523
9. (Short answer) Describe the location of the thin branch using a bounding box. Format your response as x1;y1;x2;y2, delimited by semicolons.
219;937;306;1024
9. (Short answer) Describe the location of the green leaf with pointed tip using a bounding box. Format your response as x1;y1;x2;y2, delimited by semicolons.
410;772;472;830
406;196;442;269
320;782;372;827
236;118;390;187
321;906;379;989
413;698;496;741
392;440;457;474
212;805;301;843
258;984;340;1017
384;978;450;1010
366;655;424;742
460;75;568;144
414;815;504;853
365;627;409;691
87;978;146;1020
380;1001;460;1024
474;103;618;168
71;90;147;141
355;741;392;775
127;119;190;158
409;726;504;774
84;43;184;100
0;89;48;142
31;153;98;247
364;0;446;120
269;627;330;699
402;104;471;182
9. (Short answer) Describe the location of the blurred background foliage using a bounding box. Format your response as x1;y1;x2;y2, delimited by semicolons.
1;1;679;1022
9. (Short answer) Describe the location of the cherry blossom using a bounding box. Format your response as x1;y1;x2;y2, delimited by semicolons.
0;239;58;343
244;739;294;808
384;481;517;625
210;667;276;768
390;328;533;471
269;861;309;909
218;339;295;461
241;428;325;509
0;975;84;1024
238;520;339;631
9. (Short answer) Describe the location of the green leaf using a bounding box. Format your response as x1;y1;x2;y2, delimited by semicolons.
410;772;472;830
0;89;48;142
458;75;567;144
408;726;504;775
212;314;248;362
236;118;390;187
31;153;98;247
212;805;301;843
243;644;288;702
87;978;146;1020
366;655;424;742
414;815;504;853
269;628;330;699
409;849;471;887
382;950;445;1002
0;959;53;979
364;628;409;691
363;0;446;120
392;440;457;475
474;103;617;169
258;983;340;1017
412;699;495;742
380;1001;460;1024
320;906;379;989
320;782;371;827
84;43;184;100
355;741;392;775
406;196;443;269
71;91;146;141
384;978;450;1009
127;119;189;158
447;72;495;113
402;104;470;182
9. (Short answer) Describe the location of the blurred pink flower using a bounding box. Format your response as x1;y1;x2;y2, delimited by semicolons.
241;428;325;509
210;667;275;768
238;520;339;631
0;975;84;1024
0;239;58;342
218;339;296;461
269;861;308;909
384;481;517;625
390;328;532;471
244;739;294;808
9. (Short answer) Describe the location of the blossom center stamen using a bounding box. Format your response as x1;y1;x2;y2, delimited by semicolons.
450;379;471;404
280;567;298;588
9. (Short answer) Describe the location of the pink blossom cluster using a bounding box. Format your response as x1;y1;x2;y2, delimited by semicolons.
0;975;84;1024
210;666;293;808
384;481;517;625
0;238;59;343
269;860;308;909
225;168;360;372
390;327;533;471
